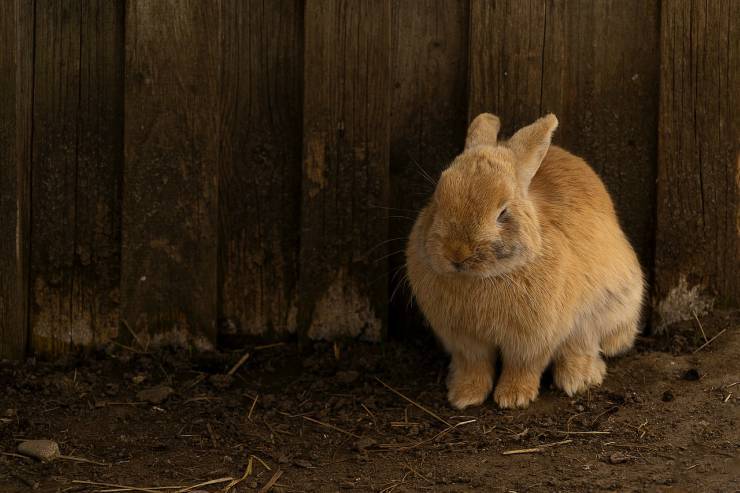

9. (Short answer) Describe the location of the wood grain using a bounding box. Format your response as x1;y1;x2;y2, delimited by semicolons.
654;0;739;324
300;0;392;340
469;0;660;271
29;0;124;355
0;0;32;359
218;0;303;339
389;0;469;336
122;0;221;349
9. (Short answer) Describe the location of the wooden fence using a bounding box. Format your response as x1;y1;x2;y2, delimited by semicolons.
1;0;737;358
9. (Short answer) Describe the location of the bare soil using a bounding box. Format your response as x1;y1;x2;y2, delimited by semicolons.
1;313;738;492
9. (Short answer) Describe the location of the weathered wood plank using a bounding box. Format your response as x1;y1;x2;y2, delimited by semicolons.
122;0;221;349
300;0;392;340
654;0;739;327
389;0;469;336
218;0;303;339
0;0;32;359
469;0;660;271
29;0;124;355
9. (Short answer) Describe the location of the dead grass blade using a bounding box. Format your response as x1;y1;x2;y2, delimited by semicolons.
374;377;451;427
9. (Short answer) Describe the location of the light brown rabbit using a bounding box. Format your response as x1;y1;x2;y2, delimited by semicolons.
406;113;644;409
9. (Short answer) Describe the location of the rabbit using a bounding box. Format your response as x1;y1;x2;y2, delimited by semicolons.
405;113;644;410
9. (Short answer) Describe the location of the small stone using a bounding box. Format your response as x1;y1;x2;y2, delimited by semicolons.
17;439;60;462
132;374;147;385
136;385;174;404
662;390;674;402
354;437;377;451
294;459;314;468
335;370;359;384
608;452;629;464
682;368;700;381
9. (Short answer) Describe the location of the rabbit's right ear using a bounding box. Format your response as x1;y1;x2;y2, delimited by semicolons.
465;113;501;149
507;114;558;191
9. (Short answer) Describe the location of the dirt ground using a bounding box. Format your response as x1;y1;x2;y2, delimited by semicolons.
1;313;738;493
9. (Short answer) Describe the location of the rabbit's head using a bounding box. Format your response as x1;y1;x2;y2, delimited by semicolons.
421;113;558;278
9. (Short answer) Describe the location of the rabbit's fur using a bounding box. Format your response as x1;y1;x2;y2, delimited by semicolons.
406;113;644;409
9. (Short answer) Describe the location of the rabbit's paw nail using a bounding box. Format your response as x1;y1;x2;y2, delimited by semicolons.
555;357;606;396
448;382;491;410
494;382;538;409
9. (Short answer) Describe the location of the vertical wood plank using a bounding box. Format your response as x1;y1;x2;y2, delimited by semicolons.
218;0;303;340
468;0;546;128
469;0;660;273
654;0;739;327
122;0;221;349
0;0;32;359
389;0;469;336
300;0;391;340
30;0;124;355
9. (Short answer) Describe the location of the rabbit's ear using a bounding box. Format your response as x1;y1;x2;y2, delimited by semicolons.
465;113;501;149
507;114;558;190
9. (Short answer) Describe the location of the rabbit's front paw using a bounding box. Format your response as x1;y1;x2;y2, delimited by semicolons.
494;375;539;409
447;369;492;410
554;354;606;396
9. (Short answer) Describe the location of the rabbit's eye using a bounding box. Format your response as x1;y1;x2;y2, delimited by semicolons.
497;207;508;222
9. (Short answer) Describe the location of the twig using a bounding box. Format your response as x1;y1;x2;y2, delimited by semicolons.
554;430;611;435
222;456;252;492
590;406;619;427
302;416;361;439
59;454;109;466
254;342;285;351
361;403;377;428
691;310;708;342
403;462;433;484
375;377;451;427
227;352;251;376
250;454;272;471
248;395;259;420
121;320;147;352
502;439;573;455
176;477;234;493
379;419;476;451
693;328;727;353
72;481;164;493
257;470;283;493
98;488;182;492
1;452;31;460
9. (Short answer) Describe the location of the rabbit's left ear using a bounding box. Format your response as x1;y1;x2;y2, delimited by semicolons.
465;113;501;149
507;114;558;190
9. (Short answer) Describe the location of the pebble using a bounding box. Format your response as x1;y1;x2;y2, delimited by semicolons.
136;385;174;404
294;459;314;468
17;439;60;461
354;437;378;451
609;452;629;464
